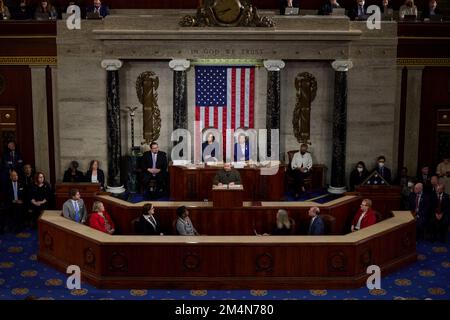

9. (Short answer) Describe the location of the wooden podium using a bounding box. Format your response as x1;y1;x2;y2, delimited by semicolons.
212;185;244;208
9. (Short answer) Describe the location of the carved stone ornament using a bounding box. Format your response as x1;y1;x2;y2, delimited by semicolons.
136;71;161;144
293;72;317;144
179;0;275;28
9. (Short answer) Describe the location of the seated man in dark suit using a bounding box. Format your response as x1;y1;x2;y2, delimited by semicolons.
430;183;449;243
319;0;341;15
86;0;109;18
307;206;325;235
373;155;391;184
142;141;168;197
213;163;241;186
136;203;163;235
348;0;368;20
63;160;84;183
279;0;300;15
408;183;431;240
5;171;26;233
422;0;442;20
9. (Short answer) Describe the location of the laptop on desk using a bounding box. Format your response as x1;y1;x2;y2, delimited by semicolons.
284;7;299;15
332;8;346;16
86;11;102;19
429;14;443;21
403;14;417;21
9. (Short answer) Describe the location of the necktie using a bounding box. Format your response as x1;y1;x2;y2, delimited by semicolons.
415;194;420;212
74;201;80;222
152;153;156;169
151;215;156;226
359;6;363;15
380;167;384;176
13;182;18;201
11;151;14;163
438;194;443;212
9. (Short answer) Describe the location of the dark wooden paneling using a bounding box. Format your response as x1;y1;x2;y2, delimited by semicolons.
101;195;361;235
0;66;35;167
418;67;450;171
170;165;285;201
54;182;102;211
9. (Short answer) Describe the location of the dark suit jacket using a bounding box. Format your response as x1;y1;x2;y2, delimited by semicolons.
348;4;368;20
5;180;25;205
308;215;325;235
63;169;85;183
85;169;105;189
408;192;431;224
142;151;168;173
431;192;450;216
417;174;432;193
136;215;162;235
2;150;24;172
422;7;442;19
349;169;369;191
86;5;109;17
374;166;392;184
234;142;249;162
279;0;300;14
319;2;339;15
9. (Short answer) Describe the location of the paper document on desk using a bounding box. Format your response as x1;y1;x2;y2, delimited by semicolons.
172;160;191;166
213;185;229;190
228;184;243;190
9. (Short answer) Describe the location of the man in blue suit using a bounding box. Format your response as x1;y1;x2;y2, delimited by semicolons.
86;0;109;18
307;206;325;235
234;133;249;162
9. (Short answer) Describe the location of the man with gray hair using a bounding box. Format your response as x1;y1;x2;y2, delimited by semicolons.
307;206;325;235
430;183;449;243
408;182;431;240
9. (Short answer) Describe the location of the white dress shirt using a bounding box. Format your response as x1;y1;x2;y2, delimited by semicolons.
291;151;313;171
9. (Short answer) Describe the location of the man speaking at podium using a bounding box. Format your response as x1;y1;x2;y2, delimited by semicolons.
213;163;241;186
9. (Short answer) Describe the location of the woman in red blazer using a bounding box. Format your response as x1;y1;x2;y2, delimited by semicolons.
351;198;377;232
89;201;115;234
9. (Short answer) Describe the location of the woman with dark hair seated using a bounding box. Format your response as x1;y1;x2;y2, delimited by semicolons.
89;201;115;234
136;203;163;235
85;159;105;190
34;0;57;20
175;206;199;236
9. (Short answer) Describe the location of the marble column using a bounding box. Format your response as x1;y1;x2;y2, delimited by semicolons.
404;66;424;175
30;66;50;177
101;59;125;194
264;60;285;157
328;60;353;194
169;59;190;130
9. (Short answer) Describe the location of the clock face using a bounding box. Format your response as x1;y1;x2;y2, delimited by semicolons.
213;0;242;24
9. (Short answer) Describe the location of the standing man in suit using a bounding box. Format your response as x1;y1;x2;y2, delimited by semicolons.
417;165;432;192
62;189;88;224
408;183;431;240
5;170;25;233
374;155;391;184
307;206;325;235
86;0;109;18
136;203;163;235
142;141;168;196
2;141;24;191
430;183;449;243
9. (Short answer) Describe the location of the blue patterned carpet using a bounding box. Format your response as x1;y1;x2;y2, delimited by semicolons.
0;230;449;300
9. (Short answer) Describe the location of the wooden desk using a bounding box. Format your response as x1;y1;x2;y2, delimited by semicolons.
169;164;285;201
212;186;244;208
98;195;361;236
38;210;416;289
355;185;402;219
54;183;102;211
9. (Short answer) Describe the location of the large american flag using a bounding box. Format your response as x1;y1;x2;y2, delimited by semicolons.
195;66;255;160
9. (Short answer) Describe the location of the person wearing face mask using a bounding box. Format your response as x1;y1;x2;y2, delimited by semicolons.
291;143;313;198
373;155;391;184
349;161;369;191
399;0;418;20
348;0;368;21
